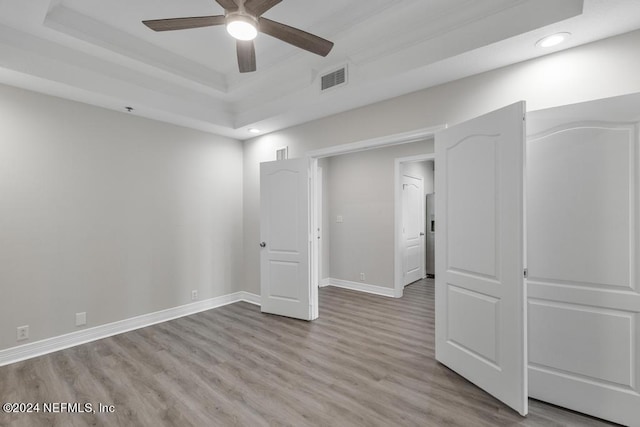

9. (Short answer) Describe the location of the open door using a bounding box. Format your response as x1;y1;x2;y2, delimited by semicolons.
435;102;527;415
402;173;426;285
260;158;313;320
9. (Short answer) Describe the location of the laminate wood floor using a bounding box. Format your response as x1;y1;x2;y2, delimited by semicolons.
0;279;617;426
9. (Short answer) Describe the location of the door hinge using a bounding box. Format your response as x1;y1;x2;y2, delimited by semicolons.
523;268;528;279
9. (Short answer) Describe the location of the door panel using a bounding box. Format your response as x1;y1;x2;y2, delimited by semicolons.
435;102;527;415
260;158;311;320
447;138;497;278
403;174;425;284
527;121;640;426
529;300;633;387
528;126;631;288
268;169;301;252
447;286;499;365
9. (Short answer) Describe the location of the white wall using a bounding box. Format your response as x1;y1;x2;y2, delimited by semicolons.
0;84;243;351
242;29;640;295
325;141;433;288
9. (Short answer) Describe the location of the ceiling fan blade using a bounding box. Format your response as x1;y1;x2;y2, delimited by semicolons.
214;0;239;12
237;40;257;73
258;18;333;57
244;0;282;16
143;15;225;32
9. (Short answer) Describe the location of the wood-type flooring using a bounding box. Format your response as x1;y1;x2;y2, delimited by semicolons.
0;279;617;426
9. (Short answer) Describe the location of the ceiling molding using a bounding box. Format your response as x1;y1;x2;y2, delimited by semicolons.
44;4;228;92
349;0;583;66
0;23;234;128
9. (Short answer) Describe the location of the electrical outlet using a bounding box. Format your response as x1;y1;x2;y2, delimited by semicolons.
17;325;29;341
76;312;87;327
360;273;365;281
191;290;198;301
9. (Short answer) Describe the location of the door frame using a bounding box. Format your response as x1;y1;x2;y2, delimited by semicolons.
395;153;435;296
306;125;444;312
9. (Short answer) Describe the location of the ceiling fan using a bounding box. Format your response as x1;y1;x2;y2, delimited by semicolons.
142;0;334;73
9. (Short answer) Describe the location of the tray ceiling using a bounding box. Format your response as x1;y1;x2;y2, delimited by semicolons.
1;0;640;138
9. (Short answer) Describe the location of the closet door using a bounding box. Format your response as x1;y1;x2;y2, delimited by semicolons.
435;102;527;415
527;119;640;427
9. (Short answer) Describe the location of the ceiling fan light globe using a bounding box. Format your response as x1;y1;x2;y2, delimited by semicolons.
227;18;257;41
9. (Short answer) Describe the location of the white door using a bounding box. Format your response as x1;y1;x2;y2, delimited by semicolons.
435;102;527;415
260;158;312;320
402;174;425;285
527;112;640;426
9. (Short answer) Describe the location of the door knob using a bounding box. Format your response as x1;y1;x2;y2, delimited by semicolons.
260;242;266;248
420;232;425;236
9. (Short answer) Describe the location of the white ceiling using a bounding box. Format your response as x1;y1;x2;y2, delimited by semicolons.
1;0;640;139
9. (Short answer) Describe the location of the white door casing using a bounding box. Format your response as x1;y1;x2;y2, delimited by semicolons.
402;174;425;285
527;121;640;427
316;166;323;289
260;158;312;320
435;102;528;415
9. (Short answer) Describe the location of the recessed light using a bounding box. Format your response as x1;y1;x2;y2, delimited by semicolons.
248;128;261;134
536;32;571;48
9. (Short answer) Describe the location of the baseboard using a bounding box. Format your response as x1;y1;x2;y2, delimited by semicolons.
0;291;260;367
238;291;261;306
327;278;395;298
318;278;331;288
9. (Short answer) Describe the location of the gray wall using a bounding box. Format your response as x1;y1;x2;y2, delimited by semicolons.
242;29;640;295
318;158;331;281
324;141;433;288
0;84;244;351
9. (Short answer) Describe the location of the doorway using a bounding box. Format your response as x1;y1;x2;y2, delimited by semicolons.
307;126;443;319
395;155;435;296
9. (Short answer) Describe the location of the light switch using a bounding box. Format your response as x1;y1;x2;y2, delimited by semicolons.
336;215;343;223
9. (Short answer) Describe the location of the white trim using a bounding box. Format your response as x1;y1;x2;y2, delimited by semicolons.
0;291;260;367
319;278;331;287
395;153;436;298
310;157;320;320
238;291;261;306
307;125;445;159
316;166;323;290
326;278;396;298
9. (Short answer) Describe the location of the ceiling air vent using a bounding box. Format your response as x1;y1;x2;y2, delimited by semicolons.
321;66;347;91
